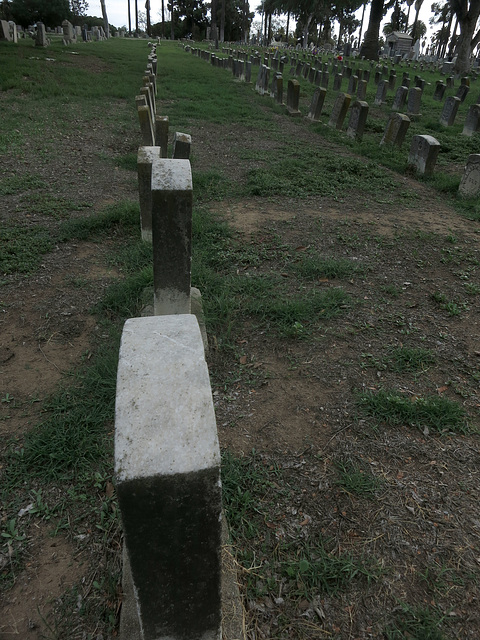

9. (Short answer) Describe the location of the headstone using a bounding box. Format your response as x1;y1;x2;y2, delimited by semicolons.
380;112;411;146
10;22;18;43
407;86;422;116
0;20;11;41
462;104;480;136
374;80;388;106
137;105;155;148
333;73;343;91
388;72;396;91
442;61;454;75
357;79;368;100
456;84;470;102
137;146;162;242
346;100;369;141
328;93;351;129
308;66;315;83
275;73;284;105
446;75;454;88
115;314;222;640
408;135;441;176
458;154;480;196
347;74;358;95
35;22;47;47
433;81;446;101
321;70;329;89
151;158;193;315
286;79;301;116
440;96;461;126
392;86;408;111
172;132;192;159
62;19;75;44
307;87;327;121
245;60;252;83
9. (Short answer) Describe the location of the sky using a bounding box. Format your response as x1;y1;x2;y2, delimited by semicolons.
92;0;438;45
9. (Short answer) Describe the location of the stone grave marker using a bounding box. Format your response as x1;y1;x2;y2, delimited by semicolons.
321;70;329;88
374;80;388;106
408;135;441;176
380;112;411;146
286;79;301;116
275;73;284;105
462;104;480;136
35;22;47;46
346;100;369;141
115;314;222;640
328;92;351;129
151;158;193;315
0;19;11;41
440;96;461;126
307;87;327;121
407;86;422;116
433;81;446;101
456;84;470;102
172;132;192;159
392;85;408;111
347;74;358;95
137;146;162;242
357;79;368;100
333;73;343;91
458;154;480;196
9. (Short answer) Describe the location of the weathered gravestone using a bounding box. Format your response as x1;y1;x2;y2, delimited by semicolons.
137;146;161;242
307;87;327;121
328;93;351;130
374;80;388;106
62;20;75;44
408;135;441;176
0;19;11;41
151;158;193;315
115;314;222;640
346;100;369;141
357;79;368;100
274;73;284;105
433;81;447;101
172;132;192;159
407;87;422;117
458;154;480;196
347;74;358;95
137;104;154;146
286;79;301;116
440;96;461;126
35;22;47;46
321;70;329;89
333;73;343;91
462;104;480;136
456;84;470;103
380;112;411;146
392;86;408;112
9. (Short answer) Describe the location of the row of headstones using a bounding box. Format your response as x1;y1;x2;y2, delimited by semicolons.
188;45;480;199
117;44;224;640
0;19;107;46
187;42;478;126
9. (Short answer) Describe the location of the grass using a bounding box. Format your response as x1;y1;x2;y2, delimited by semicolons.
384;603;447;639
357;389;468;433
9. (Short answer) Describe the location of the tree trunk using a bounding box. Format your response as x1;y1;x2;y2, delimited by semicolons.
302;12;314;49
146;0;151;36
211;0;218;48
161;0;165;37
285;10;290;41
170;0;174;39
359;0;384;60
135;0;138;33
357;2;366;49
128;0;132;35
220;0;225;42
448;17;458;56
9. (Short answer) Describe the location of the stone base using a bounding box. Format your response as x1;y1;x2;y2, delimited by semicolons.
119;516;245;640
141;286;208;352
286;106;301;117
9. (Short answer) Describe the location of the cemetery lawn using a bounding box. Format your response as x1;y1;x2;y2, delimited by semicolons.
1;39;480;639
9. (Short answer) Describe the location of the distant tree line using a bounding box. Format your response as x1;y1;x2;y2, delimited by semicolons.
0;0;108;28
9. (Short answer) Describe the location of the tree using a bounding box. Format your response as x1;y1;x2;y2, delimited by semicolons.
10;0;70;27
70;0;88;24
0;0;13;20
359;0;386;59
450;0;480;73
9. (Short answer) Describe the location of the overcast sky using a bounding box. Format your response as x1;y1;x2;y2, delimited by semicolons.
93;0;437;43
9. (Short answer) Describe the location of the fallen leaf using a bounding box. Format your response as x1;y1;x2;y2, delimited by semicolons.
437;385;448;393
239;355;247;365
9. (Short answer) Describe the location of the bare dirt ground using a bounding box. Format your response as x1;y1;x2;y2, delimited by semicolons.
1;68;480;639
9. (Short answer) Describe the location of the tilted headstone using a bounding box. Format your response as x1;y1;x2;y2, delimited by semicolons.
321;70;329;89
408;134;441;176
374;80;388;106
407;87;422;116
137;146;162;242
138;105;154;146
346;100;369;141
456;84;470;103
392;86;408;111
115;314;222;640
274;73;284;105
172;132;192;159
440;96;461;126
151;158;192;315
433;81;446;101
458;154;480;196
0;20;11;41
328;92;351;129
380;112;411;146
307;87;327;121
462;104;480;136
286;79;301;116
